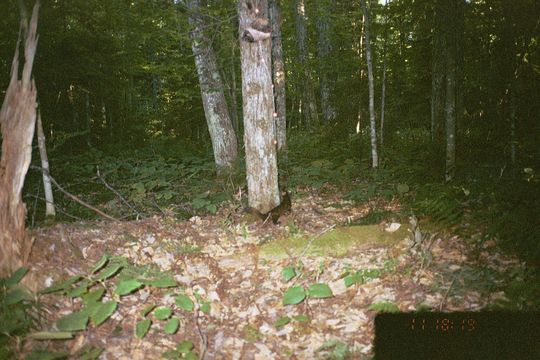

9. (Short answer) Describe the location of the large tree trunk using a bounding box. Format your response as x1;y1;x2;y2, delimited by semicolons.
443;0;464;182
36;110;55;218
269;0;287;154
238;0;280;213
295;0;319;126
0;2;40;277
360;0;378;168
188;0;238;172
316;0;336;123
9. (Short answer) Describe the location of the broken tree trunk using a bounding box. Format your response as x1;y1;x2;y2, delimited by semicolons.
0;1;40;277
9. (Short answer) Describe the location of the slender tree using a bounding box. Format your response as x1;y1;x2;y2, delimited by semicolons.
360;0;378;168
269;0;287;153
431;0;446;143
238;0;280;212
380;0;389;151
187;0;238;172
295;0;319;126
316;0;336;123
36;110;55;218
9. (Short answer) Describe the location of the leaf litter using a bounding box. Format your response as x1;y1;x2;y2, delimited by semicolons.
27;189;530;359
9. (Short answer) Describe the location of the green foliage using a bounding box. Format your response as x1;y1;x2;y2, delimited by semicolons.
0;268;41;359
307;284;333;299
283;286;306;305
368;301;400;313
315;339;350;360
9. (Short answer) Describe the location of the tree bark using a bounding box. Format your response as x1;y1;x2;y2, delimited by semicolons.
238;0;280;213
269;0;287;154
295;0;319;126
316;0;336;123
0;1;40;277
360;0;378;168
36;110;55;218
380;0;388;151
431;0;446;143
187;0;238;172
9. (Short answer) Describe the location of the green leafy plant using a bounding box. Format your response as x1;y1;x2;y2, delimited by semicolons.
0;268;41;359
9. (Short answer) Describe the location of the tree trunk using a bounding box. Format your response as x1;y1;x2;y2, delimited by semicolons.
188;0;238;172
316;0;336;123
36;110;55;218
444;0;462;182
238;0;280;213
0;2;40;277
431;0;446;143
269;0;287;154
380;0;388;151
295;0;319;126
360;0;378;168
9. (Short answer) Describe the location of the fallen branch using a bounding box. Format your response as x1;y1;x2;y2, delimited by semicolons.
30;165;118;222
96;166;142;219
439;275;457;311
25;193;83;221
298;224;336;259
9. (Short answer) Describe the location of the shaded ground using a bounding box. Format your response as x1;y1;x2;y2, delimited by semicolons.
26;189;527;359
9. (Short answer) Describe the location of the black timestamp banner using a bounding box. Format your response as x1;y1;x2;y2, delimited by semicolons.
374;311;540;360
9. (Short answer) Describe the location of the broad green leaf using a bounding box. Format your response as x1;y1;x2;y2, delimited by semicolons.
5;285;33;305
176;340;194;353
115;279;142;296
56;311;89;332
25;350;69;360
154;306;172;320
282;267;296;282
140;304;156;317
69;280;89;298
175;295;194;311
91;301;117;326
78;347;104;360
185;352;198;360
28;331;74;340
200;301;210;314
135;319;152;338
91;255;109;274
6;267;28;286
307;283;333;298
143;277;178;288
283;286;306;305
40;275;83;295
292;314;310;323
368;301;400;313
164;318;180;334
397;183;410;194
344;273;363;287
274;316;290;328
97;264;123;280
82;288;105;305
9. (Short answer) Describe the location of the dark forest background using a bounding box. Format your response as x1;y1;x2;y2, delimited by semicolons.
0;0;539;268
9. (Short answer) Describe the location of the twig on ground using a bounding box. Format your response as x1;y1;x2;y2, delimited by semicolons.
439;275;457;311
298;224;336;259
31;165;119;221
96;166;142;219
194;303;207;360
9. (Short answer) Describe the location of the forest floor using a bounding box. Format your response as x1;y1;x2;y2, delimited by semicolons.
26;187;528;359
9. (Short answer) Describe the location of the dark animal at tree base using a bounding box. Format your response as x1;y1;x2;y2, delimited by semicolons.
244;191;291;224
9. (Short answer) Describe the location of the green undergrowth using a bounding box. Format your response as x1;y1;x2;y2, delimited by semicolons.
25;130;540;289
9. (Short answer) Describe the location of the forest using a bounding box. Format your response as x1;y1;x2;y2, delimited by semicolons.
0;0;539;359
